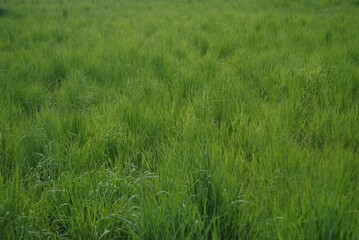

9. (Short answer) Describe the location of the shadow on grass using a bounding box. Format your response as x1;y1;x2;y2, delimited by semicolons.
0;8;7;17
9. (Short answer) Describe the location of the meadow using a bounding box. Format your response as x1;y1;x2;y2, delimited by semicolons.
0;0;358;239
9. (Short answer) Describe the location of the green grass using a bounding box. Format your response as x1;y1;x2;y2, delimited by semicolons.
0;0;358;239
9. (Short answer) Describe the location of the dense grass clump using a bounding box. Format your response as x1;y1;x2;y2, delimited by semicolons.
0;0;358;239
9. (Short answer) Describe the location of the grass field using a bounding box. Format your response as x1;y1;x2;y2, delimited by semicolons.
0;0;359;239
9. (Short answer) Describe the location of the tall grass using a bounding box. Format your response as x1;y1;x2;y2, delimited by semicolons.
0;0;358;239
